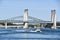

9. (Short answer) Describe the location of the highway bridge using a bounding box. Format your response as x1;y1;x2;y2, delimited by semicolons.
0;16;52;23
0;9;58;29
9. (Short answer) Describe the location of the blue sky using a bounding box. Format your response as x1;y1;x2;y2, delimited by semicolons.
0;0;60;21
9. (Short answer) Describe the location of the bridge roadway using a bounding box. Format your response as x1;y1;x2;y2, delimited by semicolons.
0;20;53;24
0;16;53;24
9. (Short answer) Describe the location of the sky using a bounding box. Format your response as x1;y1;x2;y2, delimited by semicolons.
0;0;60;21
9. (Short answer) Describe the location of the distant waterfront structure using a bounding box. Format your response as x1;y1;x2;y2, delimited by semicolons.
0;9;60;29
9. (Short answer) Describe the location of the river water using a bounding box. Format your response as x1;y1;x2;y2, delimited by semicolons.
0;28;60;40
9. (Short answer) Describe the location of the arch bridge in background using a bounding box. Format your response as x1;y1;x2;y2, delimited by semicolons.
0;16;53;24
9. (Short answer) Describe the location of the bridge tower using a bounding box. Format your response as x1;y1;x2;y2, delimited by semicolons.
51;10;56;29
23;9;28;28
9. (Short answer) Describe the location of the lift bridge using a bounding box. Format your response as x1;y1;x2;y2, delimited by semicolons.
0;9;56;29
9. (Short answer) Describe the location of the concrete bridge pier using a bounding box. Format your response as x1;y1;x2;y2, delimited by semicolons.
23;23;28;28
5;22;7;29
41;24;44;28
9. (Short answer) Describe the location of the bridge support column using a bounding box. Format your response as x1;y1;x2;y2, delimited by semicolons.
51;10;56;29
23;9;28;28
24;23;28;28
41;24;43;28
5;22;7;29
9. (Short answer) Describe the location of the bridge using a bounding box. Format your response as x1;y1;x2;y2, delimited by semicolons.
0;16;52;29
0;16;52;23
0;9;57;29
